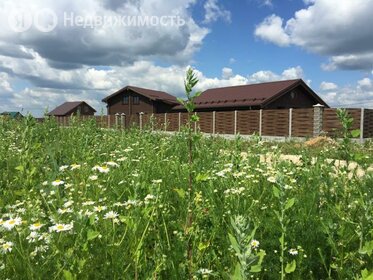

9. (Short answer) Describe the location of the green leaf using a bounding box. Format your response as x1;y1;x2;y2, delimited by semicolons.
196;173;210;182
285;260;296;274
15;165;24;172
272;186;280;198
63;270;75;280
173;188;185;199
228;233;240;255
87;230;100;241
351;129;361;138
285;198;295;210
231;263;243;280
250;264;262;273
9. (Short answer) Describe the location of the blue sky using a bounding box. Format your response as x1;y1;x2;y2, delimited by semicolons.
0;0;372;116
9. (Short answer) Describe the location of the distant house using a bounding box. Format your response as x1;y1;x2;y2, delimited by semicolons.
0;112;23;118
172;79;329;112
48;101;96;117
102;86;178;115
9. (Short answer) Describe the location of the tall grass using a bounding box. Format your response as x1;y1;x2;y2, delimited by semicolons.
0;116;372;279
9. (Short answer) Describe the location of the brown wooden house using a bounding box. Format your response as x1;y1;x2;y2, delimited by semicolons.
172;79;329;112
102;86;178;115
48;101;96;117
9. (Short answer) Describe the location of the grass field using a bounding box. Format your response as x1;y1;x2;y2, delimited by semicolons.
0;117;372;279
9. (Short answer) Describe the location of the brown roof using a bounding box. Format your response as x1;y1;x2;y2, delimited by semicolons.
173;79;328;110
102;85;178;105
48;101;96;116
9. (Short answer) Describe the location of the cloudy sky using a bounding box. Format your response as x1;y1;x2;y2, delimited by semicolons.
0;0;372;116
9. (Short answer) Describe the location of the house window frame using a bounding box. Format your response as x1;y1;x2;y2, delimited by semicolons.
133;96;140;105
123;96;129;105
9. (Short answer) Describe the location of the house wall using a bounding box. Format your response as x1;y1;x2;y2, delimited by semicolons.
264;86;317;109
106;89;173;115
68;105;95;116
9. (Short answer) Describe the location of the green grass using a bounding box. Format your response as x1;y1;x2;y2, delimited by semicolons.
0;117;372;279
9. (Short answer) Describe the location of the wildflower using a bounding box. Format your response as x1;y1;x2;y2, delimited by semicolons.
26;231;39;243
98;166;110;173
59;165;69;171
2;242;13;253
70;164;81;170
267;177;276;183
82;201;95;206
52;180;64;186
103;211;119;219
106;161;119;167
250;239;260;249
289;248;298;256
152;179;162;184
93;206;107;213
29;222;44;231
49;223;73;233
3;217;22;230
57;208;73;214
197;268;213;276
89;175;98;181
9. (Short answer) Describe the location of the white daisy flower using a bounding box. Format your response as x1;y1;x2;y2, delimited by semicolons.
49;223;73;233
52;180;65;186
3;217;22;230
103;211;119;219
29;222;44;231
2;242;13;253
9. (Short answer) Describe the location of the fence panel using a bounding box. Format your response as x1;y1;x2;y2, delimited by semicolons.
215;111;234;134
323;109;361;137
262;109;289;136
292;108;314;137
237;111;260;135
197;112;213;133
364;109;373;138
166;113;179;131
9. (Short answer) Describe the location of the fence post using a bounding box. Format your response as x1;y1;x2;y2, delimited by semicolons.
194;112;198;132
178;112;181;132
151;113;154;131
164;113;167;131
360;108;365;143
313;104;325;137
115;113;120;129
289;108;293;139
212;111;216;135
139;112;144;131
259;109;263;136
120;113;125;130
107;115;111;128
234;110;238;135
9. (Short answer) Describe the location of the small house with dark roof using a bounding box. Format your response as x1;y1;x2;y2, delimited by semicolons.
0;112;23;119
48;101;96;117
102;86;178;115
172;79;329;112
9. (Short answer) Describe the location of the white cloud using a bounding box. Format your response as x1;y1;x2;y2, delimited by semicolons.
203;0;231;24
254;15;290;47
320;82;338;91
0;0;209;68
0;73;12;92
222;67;233;79
319;78;373;108
255;0;373;70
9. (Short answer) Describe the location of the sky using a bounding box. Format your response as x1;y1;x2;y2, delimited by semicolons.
0;0;373;117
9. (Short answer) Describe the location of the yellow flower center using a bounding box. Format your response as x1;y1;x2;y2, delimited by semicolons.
56;225;64;230
8;220;15;225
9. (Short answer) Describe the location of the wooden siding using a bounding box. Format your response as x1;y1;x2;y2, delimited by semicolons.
262;109;289;136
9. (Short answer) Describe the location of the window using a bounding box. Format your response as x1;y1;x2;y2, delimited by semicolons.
84;106;89;113
123;96;129;105
133;96;140;105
